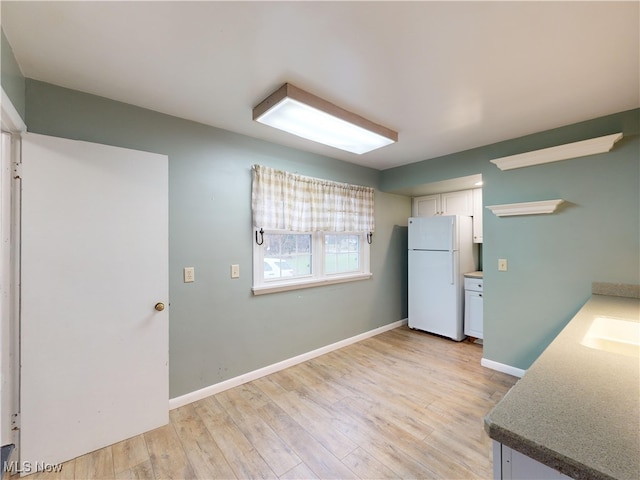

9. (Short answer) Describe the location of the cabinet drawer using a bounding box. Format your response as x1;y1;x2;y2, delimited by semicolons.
464;277;483;292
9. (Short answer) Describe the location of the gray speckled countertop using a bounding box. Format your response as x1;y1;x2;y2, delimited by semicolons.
464;271;483;279
485;294;640;480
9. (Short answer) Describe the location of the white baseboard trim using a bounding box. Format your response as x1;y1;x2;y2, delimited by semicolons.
481;358;526;378
169;318;408;410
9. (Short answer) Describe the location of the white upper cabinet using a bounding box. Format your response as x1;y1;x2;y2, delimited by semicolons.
441;190;473;216
472;188;483;243
412;189;482;243
412;194;440;217
412;190;473;217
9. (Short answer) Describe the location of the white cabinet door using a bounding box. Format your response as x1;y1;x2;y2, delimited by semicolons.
441;190;473;216
472;188;483;243
412;194;440;217
21;133;169;466
495;442;573;480
413;190;474;217
413;189;482;243
464;290;483;338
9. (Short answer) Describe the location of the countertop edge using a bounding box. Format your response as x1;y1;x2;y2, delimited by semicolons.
484;419;616;480
463;270;483;279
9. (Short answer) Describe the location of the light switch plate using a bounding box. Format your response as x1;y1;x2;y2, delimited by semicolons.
184;267;195;283
498;259;508;272
231;264;240;278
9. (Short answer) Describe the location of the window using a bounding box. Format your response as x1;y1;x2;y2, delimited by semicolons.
251;165;374;294
263;233;311;280
254;231;370;293
325;233;360;275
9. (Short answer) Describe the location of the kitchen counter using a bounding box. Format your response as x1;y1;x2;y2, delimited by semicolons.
485;292;640;480
464;270;483;279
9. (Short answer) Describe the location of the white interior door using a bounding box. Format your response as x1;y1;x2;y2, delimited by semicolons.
20;133;168;467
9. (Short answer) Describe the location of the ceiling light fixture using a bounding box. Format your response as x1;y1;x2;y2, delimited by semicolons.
253;83;397;155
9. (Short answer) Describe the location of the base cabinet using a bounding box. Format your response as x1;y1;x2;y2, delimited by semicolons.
493;442;573;480
464;277;483;338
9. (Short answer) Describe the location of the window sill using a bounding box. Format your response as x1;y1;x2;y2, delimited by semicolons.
252;272;373;296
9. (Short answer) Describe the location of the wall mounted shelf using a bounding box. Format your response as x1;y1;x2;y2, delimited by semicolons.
486;199;565;217
490;133;623;171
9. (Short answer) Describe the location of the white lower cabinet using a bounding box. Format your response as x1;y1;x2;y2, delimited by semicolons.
464;277;483;338
493;442;573;480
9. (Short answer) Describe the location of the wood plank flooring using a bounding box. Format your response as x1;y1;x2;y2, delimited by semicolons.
24;326;518;479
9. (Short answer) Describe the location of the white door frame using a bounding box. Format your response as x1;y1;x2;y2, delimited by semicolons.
1;87;26;457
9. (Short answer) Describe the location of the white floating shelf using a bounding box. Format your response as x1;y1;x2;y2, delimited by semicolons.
490;133;623;171
486;199;565;217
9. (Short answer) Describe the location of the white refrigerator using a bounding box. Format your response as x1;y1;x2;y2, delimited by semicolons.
408;215;476;341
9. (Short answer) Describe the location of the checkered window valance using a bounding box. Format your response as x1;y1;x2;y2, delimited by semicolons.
251;164;375;233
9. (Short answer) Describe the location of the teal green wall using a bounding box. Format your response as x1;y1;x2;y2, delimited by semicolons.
25;80;410;398
1;29;25;121
18;76;640;382
382;109;640;369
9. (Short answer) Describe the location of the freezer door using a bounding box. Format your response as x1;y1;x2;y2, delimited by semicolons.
408;216;457;251
408;250;464;340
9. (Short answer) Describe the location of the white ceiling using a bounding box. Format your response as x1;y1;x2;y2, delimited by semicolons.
2;1;638;171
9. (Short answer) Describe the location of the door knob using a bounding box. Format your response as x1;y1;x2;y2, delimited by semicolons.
154;302;165;312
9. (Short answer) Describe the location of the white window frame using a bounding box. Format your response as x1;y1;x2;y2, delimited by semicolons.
252;229;371;295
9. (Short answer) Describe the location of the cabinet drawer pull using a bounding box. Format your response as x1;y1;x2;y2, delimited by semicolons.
479;294;482;297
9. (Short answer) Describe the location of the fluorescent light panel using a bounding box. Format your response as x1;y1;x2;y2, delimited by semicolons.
253;83;397;155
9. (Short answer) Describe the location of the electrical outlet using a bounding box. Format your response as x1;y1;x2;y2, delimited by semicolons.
231;264;240;279
184;267;195;283
498;259;508;272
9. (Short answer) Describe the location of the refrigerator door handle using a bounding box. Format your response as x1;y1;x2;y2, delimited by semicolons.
449;217;456;285
450;250;454;285
450;217;455;252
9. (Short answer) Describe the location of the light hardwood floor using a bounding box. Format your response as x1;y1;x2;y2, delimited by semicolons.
26;326;517;480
